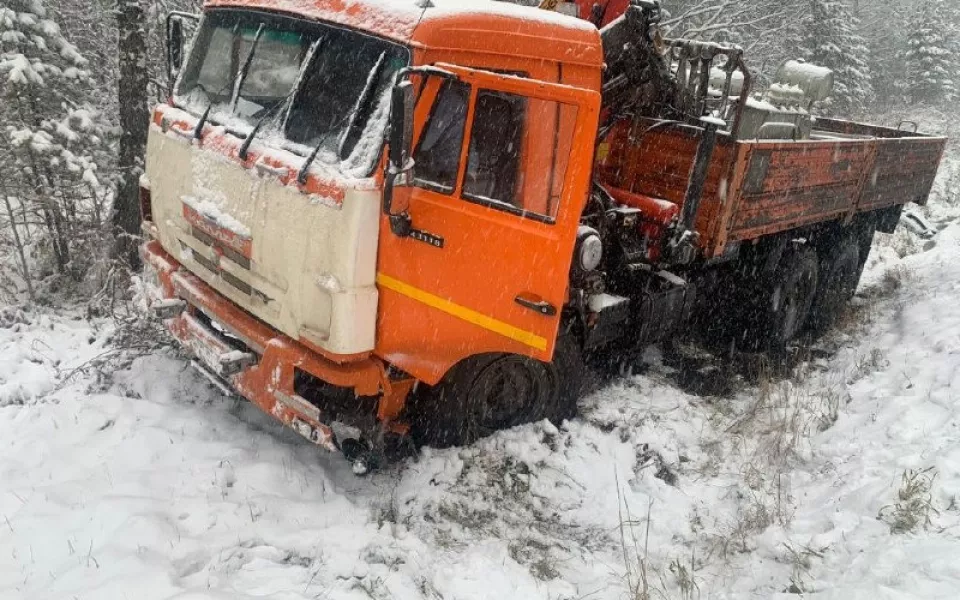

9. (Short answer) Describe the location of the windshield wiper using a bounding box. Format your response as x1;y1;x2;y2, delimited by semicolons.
238;37;324;161
337;51;387;159
236;105;275;160
229;23;265;114
298;50;387;185
297;135;327;186
193;103;212;140
297;116;353;185
298;112;357;185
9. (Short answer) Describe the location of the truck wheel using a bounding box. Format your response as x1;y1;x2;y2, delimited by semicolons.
411;353;559;448
809;237;860;332
761;246;820;348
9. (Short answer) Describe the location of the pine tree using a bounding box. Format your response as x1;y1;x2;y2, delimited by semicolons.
905;0;957;104
859;0;911;107
801;0;875;115
0;0;112;286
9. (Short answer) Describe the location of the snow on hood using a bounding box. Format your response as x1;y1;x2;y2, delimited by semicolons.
153;103;379;197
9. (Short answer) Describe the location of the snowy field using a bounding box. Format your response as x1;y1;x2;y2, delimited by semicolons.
2;116;959;599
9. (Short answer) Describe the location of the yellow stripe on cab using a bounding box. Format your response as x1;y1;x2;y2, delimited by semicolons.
375;273;549;352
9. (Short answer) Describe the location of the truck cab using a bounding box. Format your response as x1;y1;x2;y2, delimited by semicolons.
141;0;603;455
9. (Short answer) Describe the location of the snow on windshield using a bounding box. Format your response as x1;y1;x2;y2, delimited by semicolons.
174;8;408;178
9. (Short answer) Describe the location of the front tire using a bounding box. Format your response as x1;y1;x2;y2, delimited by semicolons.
410;340;584;448
543;335;584;424
410;353;554;448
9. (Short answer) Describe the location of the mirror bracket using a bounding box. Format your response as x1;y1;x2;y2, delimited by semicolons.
383;67;459;237
389;214;413;237
383;79;416;222
166;11;200;92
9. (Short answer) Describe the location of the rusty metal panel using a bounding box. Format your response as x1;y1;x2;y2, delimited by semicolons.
597;123;733;203
858;137;947;209
726;140;871;241
705;142;752;258
596;116;946;261
594;118;737;248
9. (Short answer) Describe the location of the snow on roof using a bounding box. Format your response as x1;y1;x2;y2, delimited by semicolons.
414;0;602;67
204;0;425;40
204;0;598;44
422;0;597;31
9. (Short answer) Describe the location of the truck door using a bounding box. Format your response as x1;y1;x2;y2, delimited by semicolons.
375;65;600;384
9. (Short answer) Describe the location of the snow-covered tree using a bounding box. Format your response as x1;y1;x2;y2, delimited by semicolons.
662;0;806;86
801;0;875;115
0;0;112;289
858;0;911;106
905;0;957;104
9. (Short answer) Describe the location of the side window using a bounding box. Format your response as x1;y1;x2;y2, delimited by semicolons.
409;78;580;223
463;91;526;208
463;91;579;222
412;80;470;193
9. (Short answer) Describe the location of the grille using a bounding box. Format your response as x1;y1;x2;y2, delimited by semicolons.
189;249;253;296
191;226;251;270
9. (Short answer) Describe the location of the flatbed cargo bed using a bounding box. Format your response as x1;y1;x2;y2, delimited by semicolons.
596;117;947;259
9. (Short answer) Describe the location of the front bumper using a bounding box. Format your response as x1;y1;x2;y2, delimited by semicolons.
140;240;396;451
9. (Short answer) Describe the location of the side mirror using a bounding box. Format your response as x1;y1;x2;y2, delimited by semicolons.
169;20;184;76
384;79;416;218
166;12;199;88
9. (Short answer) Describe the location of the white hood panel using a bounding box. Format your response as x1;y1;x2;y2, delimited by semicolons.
145;126;380;356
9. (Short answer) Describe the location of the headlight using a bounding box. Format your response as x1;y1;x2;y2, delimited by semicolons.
577;227;603;272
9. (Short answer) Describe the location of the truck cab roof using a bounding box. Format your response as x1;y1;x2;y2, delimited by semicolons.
204;0;604;67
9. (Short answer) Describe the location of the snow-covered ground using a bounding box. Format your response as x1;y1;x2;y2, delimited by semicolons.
2;119;959;599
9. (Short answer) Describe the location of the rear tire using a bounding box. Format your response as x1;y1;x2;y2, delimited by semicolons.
768;245;820;347
809;236;860;332
737;245;819;351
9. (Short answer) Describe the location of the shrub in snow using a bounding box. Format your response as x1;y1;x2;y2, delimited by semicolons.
878;467;939;534
0;0;114;299
800;0;875;115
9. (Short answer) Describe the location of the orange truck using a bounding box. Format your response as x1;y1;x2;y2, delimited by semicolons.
140;0;946;467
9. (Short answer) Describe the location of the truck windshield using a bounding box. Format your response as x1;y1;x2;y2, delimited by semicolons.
175;9;408;176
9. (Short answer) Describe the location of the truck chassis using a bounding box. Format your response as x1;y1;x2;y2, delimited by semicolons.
141;0;947;469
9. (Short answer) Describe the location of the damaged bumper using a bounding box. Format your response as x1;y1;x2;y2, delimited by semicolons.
140;240;391;452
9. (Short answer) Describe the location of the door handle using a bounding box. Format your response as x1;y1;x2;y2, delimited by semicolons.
515;295;557;317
